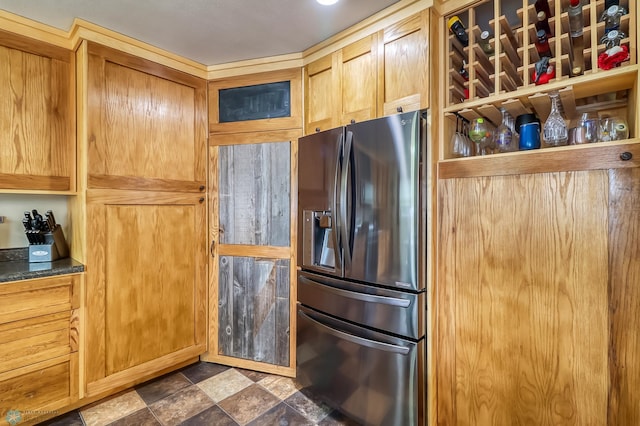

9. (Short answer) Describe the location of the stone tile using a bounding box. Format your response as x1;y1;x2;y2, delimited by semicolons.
135;372;192;405
81;390;146;426
284;390;333;424
218;384;281;425
197;368;253;403
39;410;84;426
148;385;214;426
109;408;161;426
258;375;302;400
179;405;238;426
317;410;363;426
180;361;230;384
235;367;270;382
245;402;314;426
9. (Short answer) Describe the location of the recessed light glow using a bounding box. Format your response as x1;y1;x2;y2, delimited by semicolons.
317;0;339;5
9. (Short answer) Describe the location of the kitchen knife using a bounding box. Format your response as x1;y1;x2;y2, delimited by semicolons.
32;209;44;230
22;212;32;231
46;210;57;228
45;211;55;231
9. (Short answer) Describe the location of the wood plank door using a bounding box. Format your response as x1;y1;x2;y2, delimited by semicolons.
203;130;300;377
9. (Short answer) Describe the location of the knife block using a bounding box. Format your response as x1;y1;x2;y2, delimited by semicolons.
28;225;69;263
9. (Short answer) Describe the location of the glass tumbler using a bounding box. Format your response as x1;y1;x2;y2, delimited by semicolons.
576;113;599;143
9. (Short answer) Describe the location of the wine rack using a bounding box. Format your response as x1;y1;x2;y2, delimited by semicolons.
442;0;638;162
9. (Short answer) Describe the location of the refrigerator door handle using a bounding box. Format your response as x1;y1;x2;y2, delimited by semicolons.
333;132;344;271
299;275;411;307
298;310;410;355
340;130;353;267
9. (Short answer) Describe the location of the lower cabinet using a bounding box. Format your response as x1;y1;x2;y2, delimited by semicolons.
84;189;207;397
0;275;80;425
436;167;640;425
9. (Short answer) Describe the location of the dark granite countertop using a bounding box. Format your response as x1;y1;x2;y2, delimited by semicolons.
0;248;84;283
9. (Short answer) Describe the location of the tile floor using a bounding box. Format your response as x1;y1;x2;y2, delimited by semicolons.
40;362;361;426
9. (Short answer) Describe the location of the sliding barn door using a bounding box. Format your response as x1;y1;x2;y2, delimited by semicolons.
202;130;299;377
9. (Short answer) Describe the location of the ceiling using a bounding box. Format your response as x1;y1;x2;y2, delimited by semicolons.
0;0;401;66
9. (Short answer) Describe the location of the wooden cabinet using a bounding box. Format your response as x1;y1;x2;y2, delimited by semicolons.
76;40;209;398
377;9;430;116
0;29;74;192
83;190;207;397
85;42;207;193
436;163;640;425
304;10;430;134
0;275;80;425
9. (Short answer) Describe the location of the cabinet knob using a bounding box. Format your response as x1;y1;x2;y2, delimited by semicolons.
620;151;633;161
199;185;205;191
397;106;403;113
315;127;321;133
350;119;356;124
199;197;205;203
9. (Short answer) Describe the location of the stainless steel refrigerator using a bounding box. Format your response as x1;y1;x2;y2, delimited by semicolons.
296;110;427;426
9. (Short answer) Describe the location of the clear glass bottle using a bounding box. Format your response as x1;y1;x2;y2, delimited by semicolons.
543;91;568;146
600;29;625;49
494;108;514;153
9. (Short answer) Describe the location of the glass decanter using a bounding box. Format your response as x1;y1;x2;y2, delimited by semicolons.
543;91;568;146
494;108;514;153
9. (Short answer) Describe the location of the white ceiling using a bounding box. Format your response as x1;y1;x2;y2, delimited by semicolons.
0;0;401;66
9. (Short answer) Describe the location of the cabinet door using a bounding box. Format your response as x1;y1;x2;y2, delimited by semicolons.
339;34;378;125
304;53;339;134
84;190;207;397
204;130;299;377
437;171;609;425
0;30;74;192
85;42;207;193
377;10;429;116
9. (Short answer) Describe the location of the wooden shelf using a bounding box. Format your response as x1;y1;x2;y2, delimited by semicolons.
439;138;640;179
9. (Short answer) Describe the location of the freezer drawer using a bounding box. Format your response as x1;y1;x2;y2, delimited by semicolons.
296;305;424;426
298;271;424;340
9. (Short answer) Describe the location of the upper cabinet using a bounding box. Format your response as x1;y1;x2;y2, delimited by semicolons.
86;42;207;192
208;68;302;134
377;9;430;116
0;29;74;192
304;9;431;134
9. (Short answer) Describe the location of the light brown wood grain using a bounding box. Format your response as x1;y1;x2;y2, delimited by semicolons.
378;9;430;115
84;191;207;389
304;52;339;134
437;171;609;425
339;34;378;125
607;167;640;425
0;32;73;191
86;42;206;190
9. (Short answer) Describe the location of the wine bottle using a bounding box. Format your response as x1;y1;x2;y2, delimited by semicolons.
568;0;584;76
535;30;552;58
535;11;552;36
534;0;552;19
479;30;494;56
447;16;469;47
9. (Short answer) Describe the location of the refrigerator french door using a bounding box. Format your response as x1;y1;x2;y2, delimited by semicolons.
296;110;427;426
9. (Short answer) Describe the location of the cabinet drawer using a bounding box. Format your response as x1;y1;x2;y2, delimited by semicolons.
0;275;80;325
0;312;72;374
0;354;77;425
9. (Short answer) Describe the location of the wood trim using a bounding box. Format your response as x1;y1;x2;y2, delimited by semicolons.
86;189;206;204
88;175;207;193
200;353;296;378
206;145;220;364
85;346;204;396
289;137;299;375
217;245;291;258
209;129;302;147
0;174;71;192
438;140;640;179
0;24;69;57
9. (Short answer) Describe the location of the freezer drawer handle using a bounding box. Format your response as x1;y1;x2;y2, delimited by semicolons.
299;310;410;355
299;276;411;308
